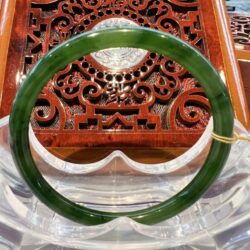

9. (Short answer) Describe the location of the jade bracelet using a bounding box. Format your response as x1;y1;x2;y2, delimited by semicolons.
9;27;234;225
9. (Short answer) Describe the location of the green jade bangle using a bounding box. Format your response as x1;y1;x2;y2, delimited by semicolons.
9;27;234;225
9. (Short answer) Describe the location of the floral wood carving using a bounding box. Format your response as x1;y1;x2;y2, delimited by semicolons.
23;0;210;146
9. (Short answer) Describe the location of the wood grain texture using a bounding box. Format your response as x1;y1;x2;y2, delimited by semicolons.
0;0;16;105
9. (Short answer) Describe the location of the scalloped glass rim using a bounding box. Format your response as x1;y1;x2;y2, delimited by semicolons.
27;117;250;175
30;117;211;175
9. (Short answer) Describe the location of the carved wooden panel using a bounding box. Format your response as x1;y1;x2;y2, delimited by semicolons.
230;14;250;50
26;0;209;136
229;13;250;117
2;0;238;149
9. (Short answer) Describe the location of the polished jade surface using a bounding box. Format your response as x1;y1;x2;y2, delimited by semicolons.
9;27;234;225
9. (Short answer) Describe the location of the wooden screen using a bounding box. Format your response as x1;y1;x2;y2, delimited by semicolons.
0;0;249;162
229;13;250;116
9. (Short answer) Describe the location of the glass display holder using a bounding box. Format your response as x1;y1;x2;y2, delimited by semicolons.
0;115;249;249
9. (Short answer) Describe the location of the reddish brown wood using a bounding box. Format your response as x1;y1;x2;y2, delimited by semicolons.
2;0;249;155
0;0;17;105
238;60;250;114
1;0;216;150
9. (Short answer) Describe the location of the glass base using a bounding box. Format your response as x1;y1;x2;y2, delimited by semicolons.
0;116;249;249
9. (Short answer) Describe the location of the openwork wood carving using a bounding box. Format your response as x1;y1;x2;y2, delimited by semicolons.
0;0;214;148
25;0;210;138
230;14;250;49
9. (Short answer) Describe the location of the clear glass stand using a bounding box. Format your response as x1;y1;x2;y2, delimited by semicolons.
0;116;249;249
